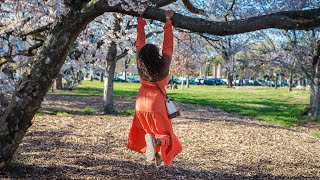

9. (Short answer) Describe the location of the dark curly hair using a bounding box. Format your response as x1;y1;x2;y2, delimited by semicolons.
137;44;166;80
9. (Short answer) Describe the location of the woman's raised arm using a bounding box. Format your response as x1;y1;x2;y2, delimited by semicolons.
162;10;174;59
136;17;147;52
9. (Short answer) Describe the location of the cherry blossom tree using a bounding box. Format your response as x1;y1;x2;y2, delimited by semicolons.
280;30;320;115
1;0;320;168
171;31;202;88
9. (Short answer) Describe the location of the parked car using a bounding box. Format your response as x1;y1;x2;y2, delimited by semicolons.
172;78;181;84
194;77;205;85
266;80;288;87
221;79;228;84
204;78;216;85
249;80;263;86
213;78;226;85
127;77;140;83
256;79;266;86
188;78;196;85
234;80;240;86
114;77;125;82
279;81;288;86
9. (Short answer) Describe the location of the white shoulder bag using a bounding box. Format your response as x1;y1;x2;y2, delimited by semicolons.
154;82;180;119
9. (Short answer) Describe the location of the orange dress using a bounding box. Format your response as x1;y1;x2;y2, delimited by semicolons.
127;18;183;166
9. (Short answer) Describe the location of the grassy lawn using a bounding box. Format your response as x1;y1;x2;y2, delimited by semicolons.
51;80;310;127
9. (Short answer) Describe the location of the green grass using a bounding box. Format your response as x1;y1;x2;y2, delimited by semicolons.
182;140;193;145
123;109;135;116
168;86;309;127
82;107;95;115
51;109;69;116
311;131;320;139
51;81;139;97
51;80;310;127
51;109;60;115
35;112;44;116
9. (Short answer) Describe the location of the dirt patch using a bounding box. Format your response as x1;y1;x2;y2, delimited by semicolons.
296;120;320;131
1;94;320;179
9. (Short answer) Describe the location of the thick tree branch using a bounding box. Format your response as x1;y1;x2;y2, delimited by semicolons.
149;0;177;7
64;0;91;11
88;2;320;36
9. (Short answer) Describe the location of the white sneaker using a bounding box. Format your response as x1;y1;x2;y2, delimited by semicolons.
145;134;156;162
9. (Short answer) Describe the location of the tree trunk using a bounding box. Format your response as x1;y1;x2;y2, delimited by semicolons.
56;74;63;90
103;14;121;114
77;71;82;84
0;9;103;168
288;69;293;92
227;70;233;88
309;41;320;117
205;64;209;79
309;82;320;117
103;42;117;114
124;59;129;82
90;67;94;81
275;74;278;89
181;76;184;90
187;75;190;88
99;71;104;83
124;69;127;82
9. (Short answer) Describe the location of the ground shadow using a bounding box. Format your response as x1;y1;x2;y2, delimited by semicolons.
41;94;135;116
1;158;314;179
1;127;317;179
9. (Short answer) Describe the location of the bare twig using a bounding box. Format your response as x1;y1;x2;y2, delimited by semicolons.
19;23;52;37
13;42;44;57
224;0;236;21
181;0;205;15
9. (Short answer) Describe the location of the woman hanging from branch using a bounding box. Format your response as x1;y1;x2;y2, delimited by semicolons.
127;7;182;166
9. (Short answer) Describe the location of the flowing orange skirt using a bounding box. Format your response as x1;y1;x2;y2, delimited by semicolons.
127;76;182;166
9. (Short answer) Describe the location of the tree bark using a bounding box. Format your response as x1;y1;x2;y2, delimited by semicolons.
187;75;190;88
181;76;184;90
0;8;103;168
275;74;278;89
55;74;63;90
77;71;82;84
288;69;293;92
90;66;94;81
103;41;117;114
94;2;320;36
309;41;320;117
124;58;130;82
99;71;104;83
124;68;127;82
309;82;320;117
205;64;209;79
227;70;233;88
103;14;121;114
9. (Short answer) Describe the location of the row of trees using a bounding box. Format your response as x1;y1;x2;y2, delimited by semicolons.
0;0;320;168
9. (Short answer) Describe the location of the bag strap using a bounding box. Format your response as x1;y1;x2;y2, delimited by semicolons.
153;81;168;100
